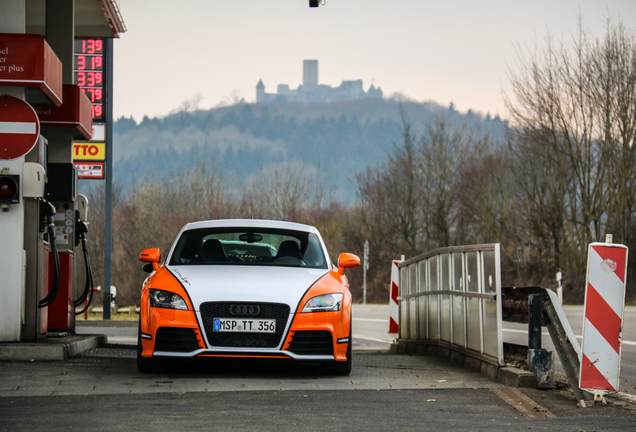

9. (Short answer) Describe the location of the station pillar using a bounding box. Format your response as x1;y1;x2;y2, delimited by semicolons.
0;0;27;342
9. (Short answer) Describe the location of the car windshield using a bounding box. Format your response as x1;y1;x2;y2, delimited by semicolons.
168;227;328;269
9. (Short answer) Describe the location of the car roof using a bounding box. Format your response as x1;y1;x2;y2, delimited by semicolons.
181;219;320;234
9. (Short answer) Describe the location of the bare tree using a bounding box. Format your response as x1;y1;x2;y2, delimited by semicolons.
240;161;325;221
504;18;636;300
591;21;636;245
418;117;481;247
357;117;425;258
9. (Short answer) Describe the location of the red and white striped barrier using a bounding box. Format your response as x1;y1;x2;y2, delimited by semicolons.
579;242;629;398
389;260;400;334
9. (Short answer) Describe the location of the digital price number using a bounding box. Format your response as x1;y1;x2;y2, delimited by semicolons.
74;38;106;122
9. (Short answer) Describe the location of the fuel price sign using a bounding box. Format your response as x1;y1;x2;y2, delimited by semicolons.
74;38;105;122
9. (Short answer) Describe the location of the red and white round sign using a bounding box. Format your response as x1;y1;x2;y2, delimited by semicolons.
0;95;40;160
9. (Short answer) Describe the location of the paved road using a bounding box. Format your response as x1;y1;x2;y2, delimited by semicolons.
3;304;636;430
76;304;636;396
0;349;497;396
352;304;636;397
351;305;395;350
1;387;635;432
1;347;635;430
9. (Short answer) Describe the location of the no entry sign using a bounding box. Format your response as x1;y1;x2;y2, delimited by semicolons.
0;95;40;160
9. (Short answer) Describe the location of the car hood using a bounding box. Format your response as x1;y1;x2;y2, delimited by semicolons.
166;265;330;311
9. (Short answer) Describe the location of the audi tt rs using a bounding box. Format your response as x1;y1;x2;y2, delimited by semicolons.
137;219;360;375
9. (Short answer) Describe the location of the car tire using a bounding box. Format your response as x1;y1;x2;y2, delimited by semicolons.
323;320;353;376
137;321;162;373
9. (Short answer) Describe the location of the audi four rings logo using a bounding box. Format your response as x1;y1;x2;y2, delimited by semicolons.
229;304;261;316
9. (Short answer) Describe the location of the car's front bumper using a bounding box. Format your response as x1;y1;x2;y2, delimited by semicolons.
139;306;350;362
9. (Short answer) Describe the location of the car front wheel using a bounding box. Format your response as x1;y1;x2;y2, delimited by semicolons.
137;321;164;373
323;321;352;376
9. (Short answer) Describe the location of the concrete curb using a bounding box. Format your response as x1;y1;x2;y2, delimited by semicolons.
0;335;106;361
497;367;537;388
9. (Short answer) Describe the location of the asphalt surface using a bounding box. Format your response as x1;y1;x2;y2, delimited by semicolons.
2;305;636;430
1;348;636;431
2;388;635;432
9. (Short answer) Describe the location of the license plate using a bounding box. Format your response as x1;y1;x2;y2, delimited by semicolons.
213;318;276;333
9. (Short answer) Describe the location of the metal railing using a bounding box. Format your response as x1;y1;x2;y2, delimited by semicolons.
397;243;503;365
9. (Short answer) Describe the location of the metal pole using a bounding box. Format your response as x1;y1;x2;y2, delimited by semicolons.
102;38;114;320
363;240;368;304
528;294;542;350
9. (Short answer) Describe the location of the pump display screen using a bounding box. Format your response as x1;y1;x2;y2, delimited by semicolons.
73;38;106;122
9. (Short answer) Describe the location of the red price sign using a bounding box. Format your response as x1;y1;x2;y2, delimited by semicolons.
75;55;103;71
78;39;103;55
74;38;106;122
81;88;103;103
76;71;103;87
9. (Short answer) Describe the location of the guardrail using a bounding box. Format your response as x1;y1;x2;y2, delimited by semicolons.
396;244;503;370
392;243;595;396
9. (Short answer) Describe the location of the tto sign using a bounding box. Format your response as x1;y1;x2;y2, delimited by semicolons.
73;142;105;160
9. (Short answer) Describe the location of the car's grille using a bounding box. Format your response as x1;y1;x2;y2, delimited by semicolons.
154;327;200;353
199;302;290;348
287;330;334;356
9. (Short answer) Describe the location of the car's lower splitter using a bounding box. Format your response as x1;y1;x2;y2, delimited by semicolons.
152;349;335;361
196;353;292;359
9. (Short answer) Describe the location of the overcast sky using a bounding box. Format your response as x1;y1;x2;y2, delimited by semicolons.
112;0;635;121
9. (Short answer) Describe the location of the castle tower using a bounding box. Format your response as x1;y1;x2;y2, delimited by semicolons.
303;60;318;93
256;79;265;103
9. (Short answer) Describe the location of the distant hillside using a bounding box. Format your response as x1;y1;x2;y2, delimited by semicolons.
107;98;506;201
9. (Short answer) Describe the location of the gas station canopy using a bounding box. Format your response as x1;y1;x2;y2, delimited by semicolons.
25;0;126;38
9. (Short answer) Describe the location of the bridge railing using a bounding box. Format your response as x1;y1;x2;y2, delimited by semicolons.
397;243;503;366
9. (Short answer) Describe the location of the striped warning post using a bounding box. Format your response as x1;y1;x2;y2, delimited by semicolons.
389;260;400;334
579;242;629;395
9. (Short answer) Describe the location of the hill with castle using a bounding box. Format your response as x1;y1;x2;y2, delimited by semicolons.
106;63;506;201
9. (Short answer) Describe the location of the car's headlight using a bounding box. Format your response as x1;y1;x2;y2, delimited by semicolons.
149;289;188;310
302;293;342;313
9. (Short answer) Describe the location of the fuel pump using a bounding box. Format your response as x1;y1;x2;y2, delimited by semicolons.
15;137;70;339
20;135;56;340
44;163;78;333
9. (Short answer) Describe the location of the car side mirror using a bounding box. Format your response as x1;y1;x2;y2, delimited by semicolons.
140;248;161;271
337;252;360;275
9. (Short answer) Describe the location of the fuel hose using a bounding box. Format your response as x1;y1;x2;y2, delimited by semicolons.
74;221;95;315
38;204;60;308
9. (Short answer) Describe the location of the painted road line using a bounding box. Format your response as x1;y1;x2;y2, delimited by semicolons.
503;329;554;337
502;328;636;346
353;318;389;323
353;334;393;344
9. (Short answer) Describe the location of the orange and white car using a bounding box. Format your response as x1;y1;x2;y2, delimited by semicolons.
138;219;360;375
